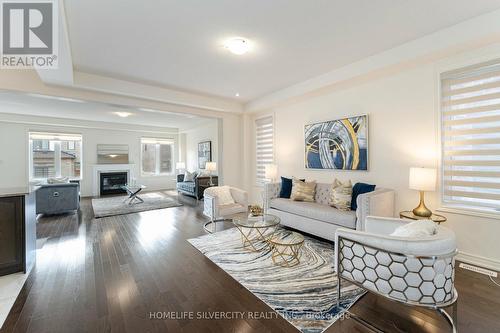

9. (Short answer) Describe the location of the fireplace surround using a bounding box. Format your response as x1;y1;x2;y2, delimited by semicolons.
100;172;127;195
92;164;134;197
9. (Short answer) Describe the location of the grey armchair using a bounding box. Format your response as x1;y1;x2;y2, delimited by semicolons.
335;216;458;332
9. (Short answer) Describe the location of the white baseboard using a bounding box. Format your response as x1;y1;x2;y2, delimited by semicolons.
457;251;500;272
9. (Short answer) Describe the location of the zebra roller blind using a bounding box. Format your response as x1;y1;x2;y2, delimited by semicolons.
441;59;500;212
255;116;274;184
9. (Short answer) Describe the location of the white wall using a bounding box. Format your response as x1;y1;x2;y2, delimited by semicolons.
0;113;179;197
182;119;219;173
247;44;500;270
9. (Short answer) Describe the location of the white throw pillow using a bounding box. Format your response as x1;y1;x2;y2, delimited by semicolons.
183;171;196;182
390;220;437;238
47;177;69;184
213;186;235;205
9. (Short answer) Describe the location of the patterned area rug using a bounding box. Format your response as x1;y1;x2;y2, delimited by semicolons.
188;228;365;333
92;192;182;218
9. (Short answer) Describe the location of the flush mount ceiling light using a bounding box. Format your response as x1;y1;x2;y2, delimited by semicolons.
223;37;251;55
114;111;133;118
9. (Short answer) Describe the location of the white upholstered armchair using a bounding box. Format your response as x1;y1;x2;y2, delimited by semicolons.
335;216;458;332
203;186;248;233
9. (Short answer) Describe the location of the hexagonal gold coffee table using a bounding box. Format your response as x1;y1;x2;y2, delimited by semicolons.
269;231;304;268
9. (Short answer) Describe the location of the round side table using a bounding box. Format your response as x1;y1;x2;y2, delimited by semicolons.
399;211;447;224
269;231;304;268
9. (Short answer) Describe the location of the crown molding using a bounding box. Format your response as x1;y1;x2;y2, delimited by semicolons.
0;112;179;135
70;71;244;114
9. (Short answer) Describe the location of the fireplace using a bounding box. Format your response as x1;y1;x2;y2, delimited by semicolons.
92;164;134;197
100;172;127;195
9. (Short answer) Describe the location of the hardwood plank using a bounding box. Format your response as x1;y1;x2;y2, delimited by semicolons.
1;190;499;333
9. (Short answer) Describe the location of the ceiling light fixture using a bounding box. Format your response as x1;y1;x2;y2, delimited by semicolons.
235;93;240;97
223;37;251;55
114;111;133;118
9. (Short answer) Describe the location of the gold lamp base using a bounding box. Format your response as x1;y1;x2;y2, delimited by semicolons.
412;191;432;217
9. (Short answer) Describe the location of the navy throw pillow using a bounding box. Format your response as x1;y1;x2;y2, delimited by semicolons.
279;177;305;199
351;183;376;210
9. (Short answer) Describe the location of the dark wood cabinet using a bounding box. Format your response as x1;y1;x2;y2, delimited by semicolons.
197;176;219;199
176;175;219;200
0;188;37;277
0;196;25;276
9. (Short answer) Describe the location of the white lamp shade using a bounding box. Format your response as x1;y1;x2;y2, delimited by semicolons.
409;167;437;191
176;162;186;170
205;162;217;171
264;164;278;180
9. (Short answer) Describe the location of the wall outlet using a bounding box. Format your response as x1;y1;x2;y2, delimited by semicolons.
459;263;498;277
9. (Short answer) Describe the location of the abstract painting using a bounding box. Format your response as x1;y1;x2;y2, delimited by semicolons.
198;141;212;169
305;115;368;170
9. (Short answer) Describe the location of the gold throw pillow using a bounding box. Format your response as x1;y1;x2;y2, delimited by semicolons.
290;178;316;202
330;179;352;211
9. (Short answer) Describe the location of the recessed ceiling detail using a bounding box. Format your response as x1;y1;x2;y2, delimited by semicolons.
0;91;214;130
64;1;500;101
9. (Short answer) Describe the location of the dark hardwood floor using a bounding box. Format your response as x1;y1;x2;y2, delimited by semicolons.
1;191;499;332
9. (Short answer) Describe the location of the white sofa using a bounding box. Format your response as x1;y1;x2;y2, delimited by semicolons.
264;182;395;241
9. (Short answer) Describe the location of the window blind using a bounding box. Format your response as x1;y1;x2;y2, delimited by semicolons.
141;137;174;145
255;116;274;184
441;59;500;212
29;132;82;141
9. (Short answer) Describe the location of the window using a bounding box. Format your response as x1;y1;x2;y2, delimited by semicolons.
441;59;500;213
141;138;174;176
255;115;274;184
29;132;82;180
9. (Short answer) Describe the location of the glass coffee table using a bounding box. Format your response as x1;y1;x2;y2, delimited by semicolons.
233;214;280;252
122;184;146;205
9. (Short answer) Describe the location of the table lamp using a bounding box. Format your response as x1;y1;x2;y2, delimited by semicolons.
205;162;217;186
409;167;436;217
176;162;186;173
264;164;278;182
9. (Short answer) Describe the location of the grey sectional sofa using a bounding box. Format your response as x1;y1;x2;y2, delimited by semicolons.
264;182;395;241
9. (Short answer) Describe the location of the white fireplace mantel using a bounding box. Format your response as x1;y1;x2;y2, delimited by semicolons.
92;164;135;197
